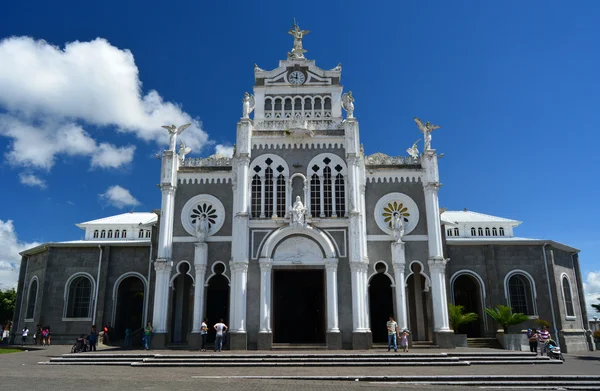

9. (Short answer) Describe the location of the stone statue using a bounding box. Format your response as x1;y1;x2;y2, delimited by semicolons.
194;215;209;243
414;117;440;151
287;19;310;59
406;139;420;159
331;63;342;72
289;196;307;227
254;63;265;72
162;123;191;152
242;92;256;119
391;212;405;242
178;140;192;161
342;92;355;119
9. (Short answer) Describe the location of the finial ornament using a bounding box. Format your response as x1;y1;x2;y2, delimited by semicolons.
413;117;441;151
342;91;355;119
406;139;420;159
162;123;191;152
287;19;310;59
242;92;256;119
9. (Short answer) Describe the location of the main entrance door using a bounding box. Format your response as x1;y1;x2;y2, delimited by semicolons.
273;269;325;344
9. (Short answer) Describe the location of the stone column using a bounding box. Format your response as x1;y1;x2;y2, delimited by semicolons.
392;241;408;331
152;260;172;334
257;258;273;350
325;258;342;349
191;242;207;347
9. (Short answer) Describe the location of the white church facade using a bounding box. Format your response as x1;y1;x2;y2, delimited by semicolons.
13;24;591;352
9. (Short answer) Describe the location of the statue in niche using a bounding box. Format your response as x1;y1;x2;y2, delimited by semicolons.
342;91;355;119
289;196;307;227
414;117;441;151
287;19;310;59
162;123;191;152
391;211;405;242
194;215;209;243
242;92;255;119
178;140;192;161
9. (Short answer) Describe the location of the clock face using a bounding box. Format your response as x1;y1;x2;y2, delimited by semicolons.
288;71;306;85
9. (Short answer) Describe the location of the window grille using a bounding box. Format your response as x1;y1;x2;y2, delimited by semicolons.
67;277;92;318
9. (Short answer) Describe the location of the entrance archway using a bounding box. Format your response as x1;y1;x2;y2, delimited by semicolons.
170;263;193;343
368;263;394;343
114;276;145;340
452;274;483;337
406;262;432;341
205;263;230;344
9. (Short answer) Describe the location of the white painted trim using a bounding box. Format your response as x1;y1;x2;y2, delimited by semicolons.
503;270;538;316
24;276;39;321
111;272;149;327
251;230;273;260
366;172;423;183
173;236;233;243
251;138;345;150
367;234;428;242
177;173;232;185
63;272;96;320
449;270;488;330
559;273;577;320
170;260;195;288
205;261;231;286
324;229;347;258
367;261;395;287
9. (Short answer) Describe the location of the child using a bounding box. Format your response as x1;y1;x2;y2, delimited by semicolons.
400;329;409;353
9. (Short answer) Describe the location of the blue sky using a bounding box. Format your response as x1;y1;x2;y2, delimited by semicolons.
0;1;599;311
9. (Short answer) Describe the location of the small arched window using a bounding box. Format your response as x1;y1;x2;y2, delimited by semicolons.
499;227;505;236
471;227;476;236
66;276;92;318
447;229;453;237
562;276;575;318
138;230;144;238
93;230;99;238
264;98;272;111
478;227;483;236
145;230;151;238
310;174;320;217
454;228;459;236
251;174;261;218
121;230;127;238
107;230;113;238
114;230;120;238
26;278;38;320
294;98;302;111
264;167;274;217
304;97;312;110
508;274;534;315
284;98;292;111
314;97;322;110
485;227;491;236
492;227;498;236
100;230;106;238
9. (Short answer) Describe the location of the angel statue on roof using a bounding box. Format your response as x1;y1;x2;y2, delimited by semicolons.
242;92;256;119
288;19;310;59
162;123;191;152
342;92;355;119
413;117;441;151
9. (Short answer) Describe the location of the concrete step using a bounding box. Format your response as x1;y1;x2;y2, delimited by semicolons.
271;343;327;350
131;360;471;367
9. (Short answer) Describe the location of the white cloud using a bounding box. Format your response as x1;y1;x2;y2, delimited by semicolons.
215;144;234;158
583;271;600;319
0;36;209;173
19;173;46;188
99;185;140;209
0;220;40;289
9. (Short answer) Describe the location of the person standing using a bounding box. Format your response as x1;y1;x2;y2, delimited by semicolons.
103;324;110;345
537;326;551;356
386;315;399;352
213;319;228;352
21;328;29;346
3;321;12;345
144;322;153;350
124;328;132;349
400;330;410;353
200;318;208;352
88;325;98;352
527;328;537;353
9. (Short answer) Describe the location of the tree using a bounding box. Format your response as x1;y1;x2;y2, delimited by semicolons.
448;304;478;334
484;305;529;334
591;298;600;314
0;288;17;324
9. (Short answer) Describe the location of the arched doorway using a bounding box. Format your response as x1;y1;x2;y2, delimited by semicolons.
205;263;230;344
406;262;432;341
453;274;483;337
368;263;394;343
170;263;194;343
114;276;145;340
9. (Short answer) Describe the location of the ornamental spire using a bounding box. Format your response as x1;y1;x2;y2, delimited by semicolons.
287;18;310;59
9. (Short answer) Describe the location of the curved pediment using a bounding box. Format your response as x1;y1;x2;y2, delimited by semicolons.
273;236;324;264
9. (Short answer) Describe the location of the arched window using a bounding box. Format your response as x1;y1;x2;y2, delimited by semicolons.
335;173;345;217
471;227;476;236
121;230;127;238
447;229;453;237
100;230;106;238
304;97;312;111
284;98;292;111
294;97;302;111
114;230;120;238
562;276;575;318
324;97;332;110
145;230;151;238
25;278;38;320
138;230;144;238
485;227;491;236
499;227;505;236
310;174;320;217
454;228;459;236
264;98;272;111
276;175;286;217
508;274;534;315
492;227;498;236
323;166;333;217
478;227;483;236
250;155;289;219
251;174;261;218
93;230;99;238
307;154;347;218
264;167;274;217
108;230;113;238
66;276;93;318
314;97;322;110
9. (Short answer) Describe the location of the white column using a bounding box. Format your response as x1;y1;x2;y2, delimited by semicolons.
325;258;340;332
331;182;337;218
259;175;265;218
230;262;248;332
359;263;369;330
303;179;310;218
152;261;172;333
392;241;408;331
286;179;292;219
429;260;451;331
259;258;273;332
350;261;368;332
319;175;325;217
272;178;278;218
192;242;207;333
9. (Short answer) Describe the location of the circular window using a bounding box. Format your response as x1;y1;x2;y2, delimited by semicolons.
181;194;225;237
374;192;419;236
375;261;387;274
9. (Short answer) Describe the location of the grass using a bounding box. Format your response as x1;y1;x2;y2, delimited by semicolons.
0;348;23;354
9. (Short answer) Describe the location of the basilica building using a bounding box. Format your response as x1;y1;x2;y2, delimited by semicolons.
13;24;591;352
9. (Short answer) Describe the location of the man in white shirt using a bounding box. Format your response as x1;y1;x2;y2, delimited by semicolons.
21;328;29;346
213;319;228;352
386;315;399;352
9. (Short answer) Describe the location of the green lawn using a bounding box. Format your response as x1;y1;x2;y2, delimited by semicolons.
0;348;23;354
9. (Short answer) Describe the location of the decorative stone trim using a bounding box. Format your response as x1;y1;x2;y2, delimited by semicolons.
252;140;345;150
366;173;422;183
178;174;232;185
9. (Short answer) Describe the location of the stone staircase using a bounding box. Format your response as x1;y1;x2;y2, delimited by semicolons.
39;351;562;367
468;338;503;349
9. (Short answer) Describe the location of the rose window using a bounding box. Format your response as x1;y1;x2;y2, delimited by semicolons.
181;194;225;237
374;193;419;236
382;201;410;229
190;203;218;229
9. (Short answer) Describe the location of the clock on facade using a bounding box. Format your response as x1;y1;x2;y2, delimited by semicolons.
288;71;306;85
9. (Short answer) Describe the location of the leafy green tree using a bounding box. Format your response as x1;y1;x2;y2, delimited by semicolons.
591;298;600;313
0;288;17;324
448;304;478;334
484;305;529;333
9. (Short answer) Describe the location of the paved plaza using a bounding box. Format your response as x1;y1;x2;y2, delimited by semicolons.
2;345;600;390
